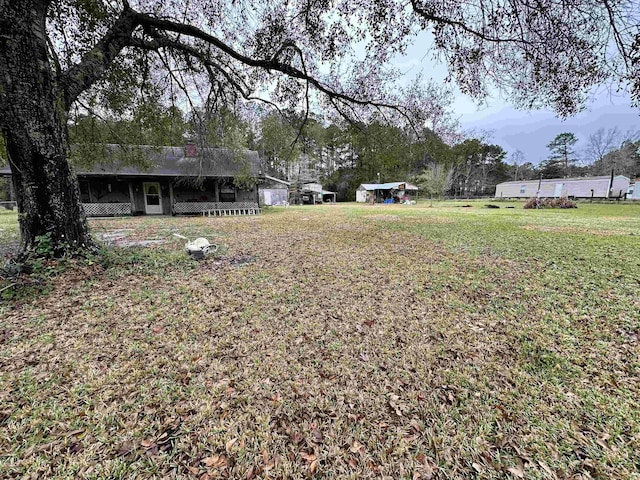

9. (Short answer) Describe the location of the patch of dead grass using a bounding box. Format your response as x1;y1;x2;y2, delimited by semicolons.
521;224;634;236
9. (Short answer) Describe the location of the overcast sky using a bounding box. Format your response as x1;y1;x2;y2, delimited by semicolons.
393;32;640;165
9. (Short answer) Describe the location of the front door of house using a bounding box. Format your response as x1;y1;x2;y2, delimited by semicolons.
554;183;564;198
143;182;163;214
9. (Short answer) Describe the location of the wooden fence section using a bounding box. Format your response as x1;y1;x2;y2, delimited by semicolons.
83;203;132;217
173;201;260;216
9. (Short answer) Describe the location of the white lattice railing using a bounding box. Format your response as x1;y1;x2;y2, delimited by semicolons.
83;203;132;217
173;201;260;216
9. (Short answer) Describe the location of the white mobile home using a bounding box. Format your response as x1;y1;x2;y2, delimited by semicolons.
631;178;640;200
495;175;630;199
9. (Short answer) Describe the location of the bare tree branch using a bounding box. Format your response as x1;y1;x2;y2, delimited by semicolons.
131;11;402;111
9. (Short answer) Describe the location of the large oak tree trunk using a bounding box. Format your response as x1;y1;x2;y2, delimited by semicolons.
0;0;93;256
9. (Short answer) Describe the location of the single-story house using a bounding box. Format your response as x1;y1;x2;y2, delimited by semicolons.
495;175;631;199
259;175;290;206
0;144;265;216
355;181;419;203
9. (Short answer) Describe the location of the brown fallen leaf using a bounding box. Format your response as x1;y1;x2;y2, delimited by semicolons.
410;419;421;432
349;440;364;454
225;438;237;453
264;457;276;470
300;451;317;462
538;461;557;479
309;459;318;474
508;463;525;478
245;466;255;480
141;438;155;448
202;454;227;468
117;441;136;458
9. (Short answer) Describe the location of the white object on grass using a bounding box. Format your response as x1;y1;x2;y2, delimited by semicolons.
173;233;217;257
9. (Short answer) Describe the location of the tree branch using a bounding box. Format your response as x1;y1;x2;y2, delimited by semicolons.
59;5;140;108
131;11;401;111
58;4;411;129
410;0;527;44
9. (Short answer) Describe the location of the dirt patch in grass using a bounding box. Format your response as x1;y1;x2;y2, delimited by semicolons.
1;206;639;478
364;213;455;224
363;214;402;221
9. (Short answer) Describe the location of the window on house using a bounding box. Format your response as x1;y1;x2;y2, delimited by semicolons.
220;185;235;202
520;185;526;194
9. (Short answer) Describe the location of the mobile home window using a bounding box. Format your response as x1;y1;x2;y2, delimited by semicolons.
520;185;526;194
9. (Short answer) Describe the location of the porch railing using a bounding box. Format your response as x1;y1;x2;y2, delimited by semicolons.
173;201;260;216
83;202;132;217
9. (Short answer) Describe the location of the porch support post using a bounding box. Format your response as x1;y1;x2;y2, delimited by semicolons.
169;182;174;215
8;176;16;202
128;181;135;213
214;179;220;202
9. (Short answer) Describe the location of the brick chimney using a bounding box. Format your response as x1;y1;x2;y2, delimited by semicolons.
185;143;197;158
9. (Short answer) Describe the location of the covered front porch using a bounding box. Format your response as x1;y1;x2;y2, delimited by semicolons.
78;176;260;217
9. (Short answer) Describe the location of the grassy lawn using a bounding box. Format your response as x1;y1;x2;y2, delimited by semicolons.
0;209;19;258
1;202;639;479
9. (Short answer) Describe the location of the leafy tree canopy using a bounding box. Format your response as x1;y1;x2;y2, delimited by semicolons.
48;0;640;125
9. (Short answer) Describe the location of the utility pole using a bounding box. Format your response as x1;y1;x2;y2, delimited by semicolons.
537;174;542;198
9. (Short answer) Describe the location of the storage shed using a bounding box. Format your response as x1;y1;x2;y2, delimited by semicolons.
259;175;290;206
290;182;336;204
495;175;630;199
356;182;419;203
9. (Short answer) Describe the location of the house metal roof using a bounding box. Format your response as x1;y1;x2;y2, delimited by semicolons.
497;175;629;186
358;182;419;191
0;144;261;178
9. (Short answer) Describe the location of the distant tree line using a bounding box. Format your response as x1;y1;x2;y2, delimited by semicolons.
518;130;640;183
62;100;518;201
30;105;637;205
